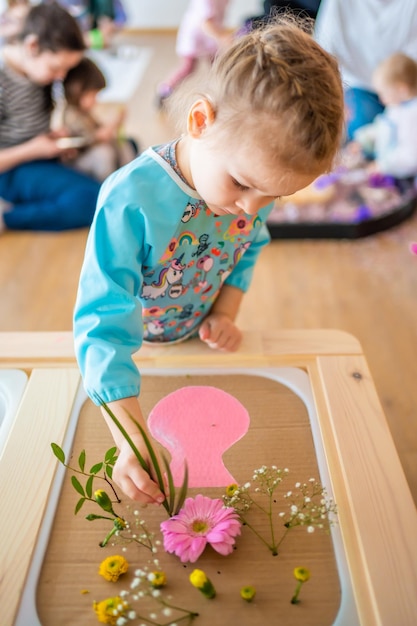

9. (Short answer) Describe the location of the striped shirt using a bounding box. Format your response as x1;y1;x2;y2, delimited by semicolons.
0;56;52;149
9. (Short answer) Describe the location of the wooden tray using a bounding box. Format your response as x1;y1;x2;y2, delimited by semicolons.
1;330;417;626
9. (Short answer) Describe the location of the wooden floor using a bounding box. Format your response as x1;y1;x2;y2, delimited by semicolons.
1;33;416;506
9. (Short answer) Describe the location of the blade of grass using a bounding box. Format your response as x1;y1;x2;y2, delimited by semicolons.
174;462;189;515
161;453;176;516
98;397;149;473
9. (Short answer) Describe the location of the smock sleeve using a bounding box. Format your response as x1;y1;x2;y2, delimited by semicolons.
73;174;149;405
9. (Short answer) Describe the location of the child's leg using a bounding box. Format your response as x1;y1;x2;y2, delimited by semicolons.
158;56;197;99
0;160;100;231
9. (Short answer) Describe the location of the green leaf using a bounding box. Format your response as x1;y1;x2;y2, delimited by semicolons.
85;474;94;498
174;462;189;516
162;453;175;516
74;497;85;515
105;446;117;462
105;465;113;479
78;450;86;472
89;462;103;474
97;398;149;473
71;475;85;496
51;442;65;464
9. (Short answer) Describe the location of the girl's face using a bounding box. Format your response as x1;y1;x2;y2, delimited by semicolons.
23;37;83;84
79;89;99;112
183;100;317;217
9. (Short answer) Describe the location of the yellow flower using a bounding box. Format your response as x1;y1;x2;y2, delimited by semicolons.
148;570;167;588
189;569;208;588
114;517;126;530
99;555;129;582
189;569;216;599
225;483;239;497
93;596;128;624
94;490;116;515
293;566;311;582
240;586;256;602
291;567;311;604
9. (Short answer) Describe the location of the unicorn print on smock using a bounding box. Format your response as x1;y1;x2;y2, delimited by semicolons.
141;144;270;342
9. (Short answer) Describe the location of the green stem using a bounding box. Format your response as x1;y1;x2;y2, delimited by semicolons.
291;580;303;604
251;499;270;516
267;492;276;552
241;518;277;554
118;532;154;551
99;525;117;547
275;527;290;551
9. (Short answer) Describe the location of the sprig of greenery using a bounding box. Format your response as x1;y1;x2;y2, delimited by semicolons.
96;396;189;517
51;443;119;514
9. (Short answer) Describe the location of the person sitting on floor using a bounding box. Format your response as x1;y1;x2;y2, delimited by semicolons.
353;52;417;179
0;2;100;232
60;56;138;181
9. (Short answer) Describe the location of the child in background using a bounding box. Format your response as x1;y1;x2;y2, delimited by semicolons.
0;2;100;232
74;19;344;504
353;53;417;178
157;0;232;106
46;0;127;49
61;56;137;181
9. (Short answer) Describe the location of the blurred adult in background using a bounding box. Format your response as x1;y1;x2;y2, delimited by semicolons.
314;0;417;141
0;3;100;232
243;1;321;32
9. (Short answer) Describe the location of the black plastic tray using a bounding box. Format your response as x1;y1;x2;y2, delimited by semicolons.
267;197;417;239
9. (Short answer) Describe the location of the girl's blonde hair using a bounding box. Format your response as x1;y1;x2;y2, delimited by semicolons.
174;18;344;174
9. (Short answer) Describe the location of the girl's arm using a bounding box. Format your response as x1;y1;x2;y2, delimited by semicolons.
198;218;271;351
201;17;231;46
198;284;244;351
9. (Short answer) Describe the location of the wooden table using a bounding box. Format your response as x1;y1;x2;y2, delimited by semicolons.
1;330;417;626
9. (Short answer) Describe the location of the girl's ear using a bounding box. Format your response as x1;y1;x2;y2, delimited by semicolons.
24;34;40;57
187;98;216;137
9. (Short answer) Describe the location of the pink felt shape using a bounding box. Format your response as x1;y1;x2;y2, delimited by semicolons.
148;385;250;487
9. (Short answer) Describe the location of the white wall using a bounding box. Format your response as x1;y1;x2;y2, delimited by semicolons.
0;1;261;29
123;0;261;29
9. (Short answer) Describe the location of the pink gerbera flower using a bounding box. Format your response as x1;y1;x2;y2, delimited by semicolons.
160;494;241;563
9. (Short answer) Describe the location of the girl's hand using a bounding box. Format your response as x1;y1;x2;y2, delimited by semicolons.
198;312;242;352
112;432;166;504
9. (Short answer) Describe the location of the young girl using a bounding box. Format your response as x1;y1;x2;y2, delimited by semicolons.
61;56;137;181
157;0;232;106
0;3;100;231
74;19;344;504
